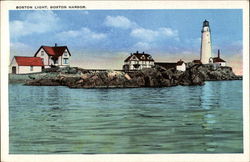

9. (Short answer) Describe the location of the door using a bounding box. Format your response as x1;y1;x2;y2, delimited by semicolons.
12;66;16;74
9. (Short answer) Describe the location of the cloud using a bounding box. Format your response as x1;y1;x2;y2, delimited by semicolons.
159;28;178;37
104;15;179;42
10;11;60;40
57;27;106;40
130;27;179;42
104;16;137;29
10;42;34;59
133;42;152;51
57;27;106;41
130;28;158;42
103;15;180;52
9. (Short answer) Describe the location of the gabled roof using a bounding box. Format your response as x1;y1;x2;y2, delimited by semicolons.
124;52;154;62
14;56;44;66
34;45;71;58
213;57;226;63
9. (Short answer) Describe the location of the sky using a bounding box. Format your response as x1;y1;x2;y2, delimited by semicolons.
9;9;243;74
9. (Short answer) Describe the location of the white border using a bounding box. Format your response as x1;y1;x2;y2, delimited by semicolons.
1;1;249;162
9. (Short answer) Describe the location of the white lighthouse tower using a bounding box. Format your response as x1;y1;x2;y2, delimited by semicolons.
200;20;212;64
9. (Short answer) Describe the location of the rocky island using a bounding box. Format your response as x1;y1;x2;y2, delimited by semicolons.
9;63;241;89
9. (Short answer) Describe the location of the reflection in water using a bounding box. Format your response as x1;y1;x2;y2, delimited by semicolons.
201;82;214;110
9;81;243;154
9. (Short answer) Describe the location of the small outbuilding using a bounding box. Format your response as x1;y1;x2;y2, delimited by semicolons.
176;60;186;71
212;49;226;67
155;59;186;72
10;56;44;74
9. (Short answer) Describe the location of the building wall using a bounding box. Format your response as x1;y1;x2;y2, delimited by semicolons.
36;48;50;66
200;26;212;64
214;62;226;67
58;49;70;66
17;66;42;74
125;60;154;70
220;62;226;66
9;57;17;73
139;61;154;69
176;63;186;71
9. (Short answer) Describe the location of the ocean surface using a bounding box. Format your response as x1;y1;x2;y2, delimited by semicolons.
9;81;243;154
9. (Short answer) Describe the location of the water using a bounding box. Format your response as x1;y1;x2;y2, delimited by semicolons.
9;81;243;154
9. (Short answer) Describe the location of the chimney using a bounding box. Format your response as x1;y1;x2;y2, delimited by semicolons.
55;43;57;47
218;49;220;58
142;51;144;54
136;51;139;54
130;53;132;56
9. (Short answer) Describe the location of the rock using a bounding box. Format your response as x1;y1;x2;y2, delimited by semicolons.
81;74;89;79
124;74;131;80
25;78;61;86
43;67;60;73
23;64;241;88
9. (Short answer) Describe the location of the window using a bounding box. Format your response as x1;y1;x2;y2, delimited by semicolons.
55;60;58;64
64;51;67;56
64;58;69;64
41;58;44;63
41;51;44;56
30;66;33;71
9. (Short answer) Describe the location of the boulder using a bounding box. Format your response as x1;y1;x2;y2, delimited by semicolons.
24;64;241;88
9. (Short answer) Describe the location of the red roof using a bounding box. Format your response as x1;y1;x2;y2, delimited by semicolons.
34;45;71;58
124;52;154;62
213;57;226;63
15;56;44;66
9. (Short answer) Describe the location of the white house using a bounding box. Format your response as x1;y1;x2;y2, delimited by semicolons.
10;56;44;74
34;44;71;68
176;60;186;71
123;51;154;71
212;49;226;67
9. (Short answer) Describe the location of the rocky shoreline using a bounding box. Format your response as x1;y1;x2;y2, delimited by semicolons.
8;63;242;89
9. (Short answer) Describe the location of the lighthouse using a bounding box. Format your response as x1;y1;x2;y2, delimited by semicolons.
200;20;212;64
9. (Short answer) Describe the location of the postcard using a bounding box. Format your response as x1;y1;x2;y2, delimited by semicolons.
1;0;249;162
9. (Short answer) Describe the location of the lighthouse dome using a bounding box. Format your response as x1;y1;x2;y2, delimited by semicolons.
203;20;209;27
